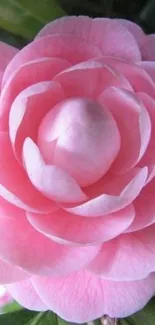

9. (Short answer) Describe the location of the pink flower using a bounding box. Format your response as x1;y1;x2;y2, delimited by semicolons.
0;16;155;322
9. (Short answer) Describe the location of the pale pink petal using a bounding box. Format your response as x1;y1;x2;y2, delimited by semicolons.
54;62;132;99
32;271;155;321
9;81;65;161
38;98;120;186
2;35;101;87
23;138;87;203
0;42;18;86
0;132;57;213
136;92;155;183
100;57;155;100
0;58;70;131
6;279;48;311
36;16;141;61
99;87;151;173
0;259;29;284
126;180;155;232
0;210;99;275
64;167;148;216
141;34;155;60
27;204;135;245
115;19;145;48
138;61;155;82
89;225;155;281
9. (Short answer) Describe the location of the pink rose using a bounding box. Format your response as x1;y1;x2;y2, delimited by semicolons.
0;16;155;322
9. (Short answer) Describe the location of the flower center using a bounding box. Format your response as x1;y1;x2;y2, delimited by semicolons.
38;98;120;187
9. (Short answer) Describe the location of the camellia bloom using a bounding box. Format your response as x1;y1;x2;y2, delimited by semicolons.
0;16;155;323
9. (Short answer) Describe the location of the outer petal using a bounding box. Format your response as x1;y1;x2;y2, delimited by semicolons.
64;167;148;216
126;180;155;232
23;138;87;203
99;87;151;173
0;57;70;131
138;61;155;82
9;81;65;161
141;34;155;60
0;132;57;213
115;19;145;48
36;16;141;61
0;42;18;85
27;205;135;245
6;279;48;311
0;259;29;284
2;34;101;87
0;208;99;275
137;92;155;183
32;271;155;322
89;225;155;281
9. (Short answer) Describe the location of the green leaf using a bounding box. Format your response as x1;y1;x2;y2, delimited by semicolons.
2;301;22;313
0;309;59;325
120;298;155;325
0;0;65;39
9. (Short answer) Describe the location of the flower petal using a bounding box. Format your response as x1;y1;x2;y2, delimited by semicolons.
0;42;18;85
38;98;120;186
0;259;29;284
64;167;148;216
0;209;100;275
99;87;151;173
115;19;145;48
137;92;155;183
32;271;155;321
89;225;155;281
27;204;135;245
54;62;132;99
36;16;141;61
0;132;57;213
141;34;155;60
9;81;65;161
0;57;70;131
2;34;101;87
6;279;48;311
126;180;155;232
23;138;87;203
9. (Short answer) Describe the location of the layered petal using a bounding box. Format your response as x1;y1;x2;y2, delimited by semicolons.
99;87;151;173
137;92;155;183
0;42;18;85
2;34;101;87
23;138;87;203
0;132;57;213
0;209;99;275
141;34;155;61
6;279;48;311
126;180;155;232
89;225;155;280
115;19;145;48
0;58;70;131
36;16;141;61
27;205;135;245
64;167;148;216
38;98;120;186
54;62;133;99
9;81;65;161
0;259;29;284
32;271;155;322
